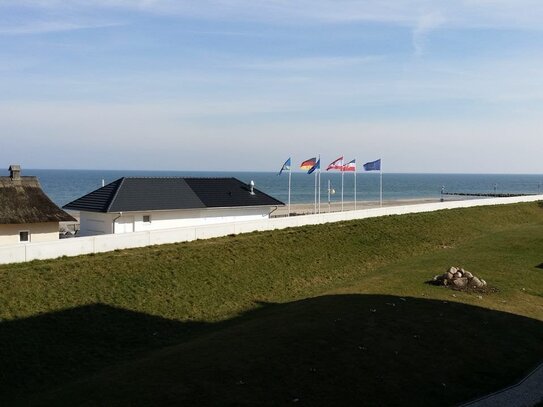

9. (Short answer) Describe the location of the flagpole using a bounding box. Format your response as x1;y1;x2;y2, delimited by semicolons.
288;165;291;216
328;179;331;213
314;162;317;214
341;156;344;212
379;162;383;207
318;155;321;214
354;165;357;210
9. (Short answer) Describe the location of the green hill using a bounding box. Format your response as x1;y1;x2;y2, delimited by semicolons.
1;202;542;405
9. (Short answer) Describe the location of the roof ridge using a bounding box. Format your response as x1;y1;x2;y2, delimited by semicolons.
105;177;126;213
183;179;208;209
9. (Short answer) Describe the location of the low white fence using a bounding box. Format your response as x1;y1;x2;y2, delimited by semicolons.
1;195;542;265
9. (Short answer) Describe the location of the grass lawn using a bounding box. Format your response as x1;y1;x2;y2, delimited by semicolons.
1;202;542;405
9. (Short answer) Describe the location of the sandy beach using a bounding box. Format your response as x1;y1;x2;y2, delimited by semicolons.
271;197;464;217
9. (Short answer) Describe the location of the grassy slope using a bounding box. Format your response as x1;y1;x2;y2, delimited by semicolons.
1;203;543;405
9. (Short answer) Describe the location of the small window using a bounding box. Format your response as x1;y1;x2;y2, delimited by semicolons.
19;231;30;242
143;215;151;223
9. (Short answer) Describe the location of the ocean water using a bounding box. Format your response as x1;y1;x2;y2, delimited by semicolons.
21;169;543;208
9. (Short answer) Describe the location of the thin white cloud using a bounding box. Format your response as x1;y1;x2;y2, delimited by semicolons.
2;50;543;110
3;0;543;29
185;29;266;37
0;21;123;35
238;56;384;71
412;12;445;56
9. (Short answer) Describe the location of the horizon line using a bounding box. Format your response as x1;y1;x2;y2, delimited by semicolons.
15;168;543;176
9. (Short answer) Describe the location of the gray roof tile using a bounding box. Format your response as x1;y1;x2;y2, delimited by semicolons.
63;177;284;213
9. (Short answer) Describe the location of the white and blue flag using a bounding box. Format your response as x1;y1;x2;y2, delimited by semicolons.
278;158;291;175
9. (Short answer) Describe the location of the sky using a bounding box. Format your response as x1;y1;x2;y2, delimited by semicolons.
0;1;542;173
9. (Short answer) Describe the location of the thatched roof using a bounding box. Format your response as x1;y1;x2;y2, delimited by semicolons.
0;176;76;224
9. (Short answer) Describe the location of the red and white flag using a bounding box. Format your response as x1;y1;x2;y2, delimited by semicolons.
326;156;344;171
343;159;356;172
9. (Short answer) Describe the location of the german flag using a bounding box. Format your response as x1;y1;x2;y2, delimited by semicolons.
300;157;317;171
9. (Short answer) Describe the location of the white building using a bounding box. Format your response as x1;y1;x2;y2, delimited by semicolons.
0;165;76;245
64;177;284;236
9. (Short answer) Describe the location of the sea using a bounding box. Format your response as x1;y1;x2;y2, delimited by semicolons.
24;169;543;208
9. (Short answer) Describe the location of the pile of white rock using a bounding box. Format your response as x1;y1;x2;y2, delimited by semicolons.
433;266;487;289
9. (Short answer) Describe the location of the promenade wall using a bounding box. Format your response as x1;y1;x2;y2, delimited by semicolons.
1;195;541;265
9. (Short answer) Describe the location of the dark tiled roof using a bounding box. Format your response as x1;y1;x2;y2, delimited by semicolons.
63;178;124;213
109;178;205;212
63;177;284;213
184;178;282;208
0;177;77;224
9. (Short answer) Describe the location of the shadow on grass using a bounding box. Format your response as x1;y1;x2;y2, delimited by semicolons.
536;263;543;269
2;295;543;406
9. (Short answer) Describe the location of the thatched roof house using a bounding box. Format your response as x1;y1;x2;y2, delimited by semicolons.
0;165;75;245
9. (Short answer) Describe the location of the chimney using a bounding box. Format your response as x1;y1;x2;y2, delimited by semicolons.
9;164;21;180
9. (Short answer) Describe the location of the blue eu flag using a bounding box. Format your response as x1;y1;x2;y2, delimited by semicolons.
363;159;381;172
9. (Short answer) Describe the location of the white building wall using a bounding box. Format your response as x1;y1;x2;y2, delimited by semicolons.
0;222;59;245
79;207;273;236
79;212;115;236
132;207;271;232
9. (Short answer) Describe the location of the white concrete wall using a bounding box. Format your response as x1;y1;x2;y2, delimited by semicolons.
25;237;95;262
79;207;272;236
1;195;541;265
79;212;114;236
0;244;26;263
0;222;59;245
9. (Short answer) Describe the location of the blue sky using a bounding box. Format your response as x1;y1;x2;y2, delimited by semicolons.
1;1;542;173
